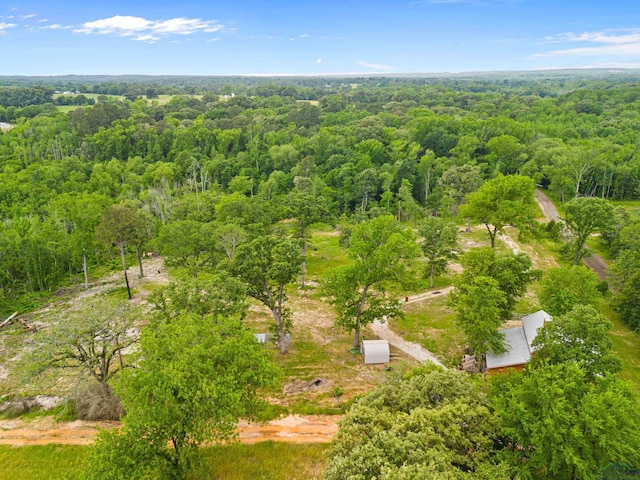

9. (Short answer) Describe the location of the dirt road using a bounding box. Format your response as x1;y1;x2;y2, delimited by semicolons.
535;189;608;280
0;415;340;446
534;189;562;223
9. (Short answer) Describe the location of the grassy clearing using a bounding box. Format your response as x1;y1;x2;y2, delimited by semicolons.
244;294;397;413
152;94;204;105
203;442;329;480
458;227;492;250
611;199;640;217
390;297;464;367
0;445;88;480
53;93;125;101
603;303;640;394
55;105;79;113
306;229;350;280
0;442;329;480
585;236;612;261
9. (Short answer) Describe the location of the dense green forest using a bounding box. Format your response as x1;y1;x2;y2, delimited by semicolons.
2;74;640;479
3;74;640;324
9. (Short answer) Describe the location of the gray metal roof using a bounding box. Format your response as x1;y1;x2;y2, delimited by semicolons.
522;310;552;351
485;310;552;370
486;327;531;369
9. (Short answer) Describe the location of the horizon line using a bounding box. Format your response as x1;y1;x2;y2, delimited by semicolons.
2;67;640;78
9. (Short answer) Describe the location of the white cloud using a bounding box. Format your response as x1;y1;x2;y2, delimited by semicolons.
75;16;152;35
21;14;37;19
289;33;310;41
207;37;221;42
152;17;222;35
134;34;160;43
357;60;394;70
535;29;640;58
316;58;323;64
74;15;225;41
0;22;16;34
40;24;64;30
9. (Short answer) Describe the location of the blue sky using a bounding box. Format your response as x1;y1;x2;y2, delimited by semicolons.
2;0;640;75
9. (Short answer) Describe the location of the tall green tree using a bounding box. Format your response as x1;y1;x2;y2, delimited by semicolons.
155;220;218;277
97;203;148;299
231;235;302;354
48;192;109;289
530;304;621;379
449;275;507;357
563;196;614;264
613;269;640;331
149;274;247;320
438;163;482;219
538;265;601;316
454;247;539;321
86;314;279;480
323;215;419;349
284;190;328;287
418;217;458;288
324;366;510;480
459;174;537;248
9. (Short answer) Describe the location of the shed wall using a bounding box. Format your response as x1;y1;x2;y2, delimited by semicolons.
361;340;390;364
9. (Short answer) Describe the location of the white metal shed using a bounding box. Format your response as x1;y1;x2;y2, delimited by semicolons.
361;339;390;364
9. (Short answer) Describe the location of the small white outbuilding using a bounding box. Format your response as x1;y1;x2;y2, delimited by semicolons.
361;339;390;364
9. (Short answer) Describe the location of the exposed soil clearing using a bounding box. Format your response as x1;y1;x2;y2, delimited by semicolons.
0;415;339;446
402;287;454;305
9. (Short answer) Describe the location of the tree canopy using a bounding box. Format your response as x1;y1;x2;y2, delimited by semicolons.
324;366;509;480
323;215;419;349
538;265;602;316
87;313;280;480
491;363;640;480
459;175;537;248
562;196;614;264
531;304;621;378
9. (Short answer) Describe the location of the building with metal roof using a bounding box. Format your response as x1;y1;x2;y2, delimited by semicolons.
485;310;552;374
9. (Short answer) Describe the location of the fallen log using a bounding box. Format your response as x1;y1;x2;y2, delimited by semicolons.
0;312;18;329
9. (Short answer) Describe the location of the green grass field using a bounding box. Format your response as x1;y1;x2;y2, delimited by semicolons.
611;199;640;217
390;297;464;367
0;442;330;480
305;228;350;280
603;304;640;394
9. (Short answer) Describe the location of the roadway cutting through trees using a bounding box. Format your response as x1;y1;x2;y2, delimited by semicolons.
535;189;608;280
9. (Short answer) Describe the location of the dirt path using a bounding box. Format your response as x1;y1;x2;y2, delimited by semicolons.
370;288;451;368
499;231;522;255
582;253;609;281
535;189;562;223
535;189;608;280
371;318;446;368
403;286;454;305
0;415;340;446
